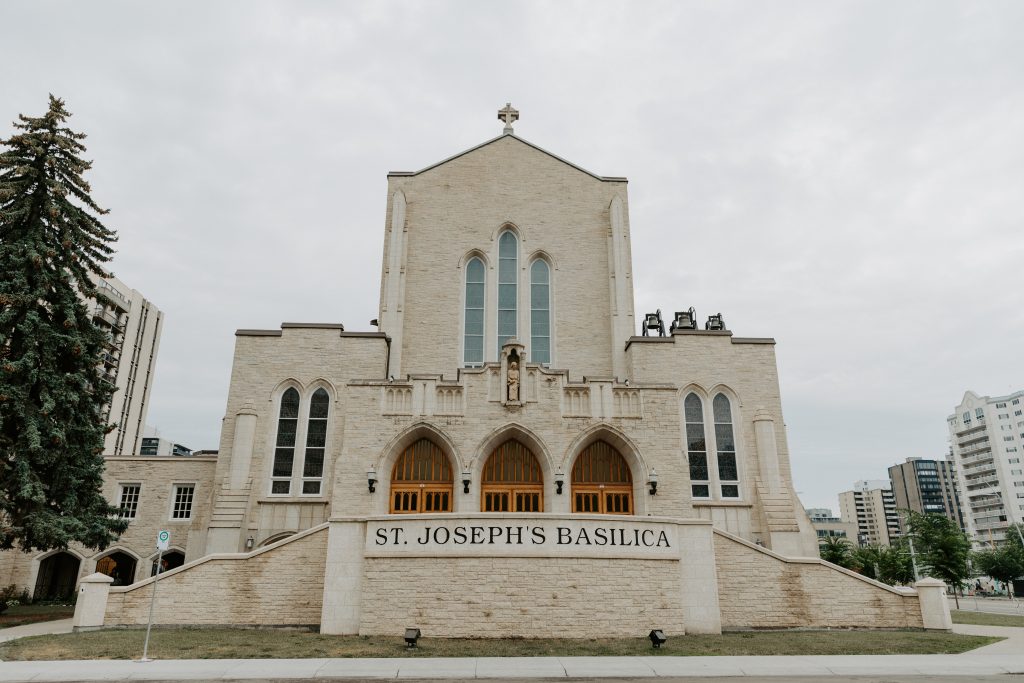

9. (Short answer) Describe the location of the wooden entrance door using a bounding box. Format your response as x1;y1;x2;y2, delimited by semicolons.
571;440;634;515
390;439;454;513
481;440;543;512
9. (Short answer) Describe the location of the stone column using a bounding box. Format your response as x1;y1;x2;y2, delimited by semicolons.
73;572;114;630
320;520;367;634
915;578;953;630
228;401;258;489
753;408;782;493
677;522;723;634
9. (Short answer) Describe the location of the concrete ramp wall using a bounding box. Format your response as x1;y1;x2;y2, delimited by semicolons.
102;524;328;627
713;530;925;629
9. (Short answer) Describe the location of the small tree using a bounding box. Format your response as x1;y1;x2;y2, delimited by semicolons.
904;511;972;606
850;543;915;586
973;546;1024;598
819;534;856;569
0;95;127;551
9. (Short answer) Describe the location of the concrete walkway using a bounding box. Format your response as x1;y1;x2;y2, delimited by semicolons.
0;653;1022;680
0;618;72;644
952;622;1024;654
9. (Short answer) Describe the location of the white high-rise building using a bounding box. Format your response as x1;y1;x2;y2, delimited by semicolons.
948;389;1024;546
838;480;901;546
89;274;163;455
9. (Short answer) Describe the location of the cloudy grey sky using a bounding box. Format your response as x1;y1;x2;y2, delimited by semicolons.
3;1;1022;511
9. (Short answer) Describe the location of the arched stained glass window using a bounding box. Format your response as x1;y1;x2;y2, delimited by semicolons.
530;259;550;365
271;388;300;494
714;394;739;498
390;439;453;514
301;388;330;495
481;440;543;512
571;440;633;515
464;258;485;367
684;393;709;499
497;232;517;355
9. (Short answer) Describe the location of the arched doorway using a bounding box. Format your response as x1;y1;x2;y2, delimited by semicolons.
33;552;80;601
481;440;543;512
571;440;634;514
95;551;138;586
150;550;186;576
390;438;454;513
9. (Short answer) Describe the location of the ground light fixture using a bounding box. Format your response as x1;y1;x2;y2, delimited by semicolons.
405;628;421;647
649;629;667;648
367;466;378;493
648;469;658;495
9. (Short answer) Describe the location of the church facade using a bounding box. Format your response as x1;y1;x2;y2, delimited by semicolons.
4;107;951;637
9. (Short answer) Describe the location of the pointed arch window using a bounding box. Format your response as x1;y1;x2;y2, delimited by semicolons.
464;257;485;367
713;394;739;498
481;439;543;512
571;440;633;514
271;388;300;494
497;231;518;355
390;439;453;513
530;259;551;365
301;388;329;495
684;393;709;499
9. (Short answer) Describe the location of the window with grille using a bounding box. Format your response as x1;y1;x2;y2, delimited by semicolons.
571;440;633;514
481;439;543;512
685;394;709;498
390;439;453;514
497;231;517;355
464;257;485;367
530;259;551;365
171;484;195;519
118;484;141;519
714;394;740;498
271;388;299;494
301;388;329;495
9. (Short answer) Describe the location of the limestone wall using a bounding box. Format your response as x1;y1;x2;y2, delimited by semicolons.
103;524;327;626
360;556;683;638
713;531;924;629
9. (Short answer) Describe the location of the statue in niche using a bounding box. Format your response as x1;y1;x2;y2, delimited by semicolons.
507;355;520;402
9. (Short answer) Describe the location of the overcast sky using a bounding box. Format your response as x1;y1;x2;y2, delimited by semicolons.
3;1;1022;511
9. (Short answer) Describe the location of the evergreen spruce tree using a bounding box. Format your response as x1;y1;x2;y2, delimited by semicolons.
0;95;128;551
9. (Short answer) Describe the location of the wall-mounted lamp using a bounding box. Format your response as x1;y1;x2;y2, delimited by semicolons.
245;536;254;550
461;469;472;494
648;469;658;496
367;466;378;493
555;470;565;495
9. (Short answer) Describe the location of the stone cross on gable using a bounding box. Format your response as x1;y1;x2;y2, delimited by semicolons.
498;103;519;134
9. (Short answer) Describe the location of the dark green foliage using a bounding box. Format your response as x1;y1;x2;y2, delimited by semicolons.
904;511;972;590
818;534;856;569
850;542;915;586
973;526;1024;598
0;95;127;551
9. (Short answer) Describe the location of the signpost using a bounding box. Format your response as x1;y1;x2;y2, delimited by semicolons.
140;530;170;662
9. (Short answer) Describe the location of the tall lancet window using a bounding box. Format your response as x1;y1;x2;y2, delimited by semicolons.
497;231;517;355
684;393;709;499
271;388;300;494
530;259;551;365
464;258;485;367
302;388;330;495
713;393;740;498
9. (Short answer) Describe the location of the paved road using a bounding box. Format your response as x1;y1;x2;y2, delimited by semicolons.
949;596;1024;615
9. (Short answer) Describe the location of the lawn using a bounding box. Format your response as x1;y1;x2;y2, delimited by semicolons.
952;610;1024;628
0;604;75;630
0;628;999;661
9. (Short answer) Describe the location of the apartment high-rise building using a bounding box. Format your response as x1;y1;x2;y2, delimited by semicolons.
806;507;859;541
89;274;163;455
948;389;1024;546
888;457;964;532
838;480;901;546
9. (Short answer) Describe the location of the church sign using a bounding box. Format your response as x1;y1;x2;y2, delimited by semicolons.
363;516;678;560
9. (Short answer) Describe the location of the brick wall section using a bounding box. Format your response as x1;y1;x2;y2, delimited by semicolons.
104;525;327;626
713;531;924;629
360;556;684;638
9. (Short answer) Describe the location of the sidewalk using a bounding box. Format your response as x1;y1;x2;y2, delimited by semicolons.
0;618;72;644
0;653;1022;681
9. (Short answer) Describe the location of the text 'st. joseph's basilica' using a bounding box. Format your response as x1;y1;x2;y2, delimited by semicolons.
5;106;954;636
